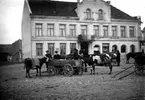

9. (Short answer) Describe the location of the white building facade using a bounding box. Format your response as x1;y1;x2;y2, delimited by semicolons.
22;0;142;59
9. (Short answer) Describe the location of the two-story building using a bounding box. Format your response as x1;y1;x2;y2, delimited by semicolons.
22;0;142;59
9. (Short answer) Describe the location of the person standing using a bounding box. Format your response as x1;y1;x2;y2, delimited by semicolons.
45;50;52;70
116;50;120;66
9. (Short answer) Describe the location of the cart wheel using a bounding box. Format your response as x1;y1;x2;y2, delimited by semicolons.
63;64;74;76
47;65;56;76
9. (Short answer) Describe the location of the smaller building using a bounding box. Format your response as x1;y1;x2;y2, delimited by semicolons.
139;27;145;53
11;39;22;62
0;44;12;61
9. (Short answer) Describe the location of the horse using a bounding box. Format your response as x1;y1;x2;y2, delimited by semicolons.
105;52;117;65
82;53;113;75
24;57;47;78
126;52;144;64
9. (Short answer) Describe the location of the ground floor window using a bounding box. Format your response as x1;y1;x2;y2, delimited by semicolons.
112;45;117;52
102;43;109;53
36;43;43;56
130;45;135;53
121;45;126;53
60;43;66;55
48;43;54;55
70;43;76;53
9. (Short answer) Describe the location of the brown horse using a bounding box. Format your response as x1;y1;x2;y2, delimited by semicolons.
24;57;47;78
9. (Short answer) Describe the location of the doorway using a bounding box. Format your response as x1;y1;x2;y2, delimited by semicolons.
81;42;88;55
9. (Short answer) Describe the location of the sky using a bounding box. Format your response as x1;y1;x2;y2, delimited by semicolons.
0;0;145;44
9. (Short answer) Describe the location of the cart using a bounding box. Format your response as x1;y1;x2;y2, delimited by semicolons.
112;55;145;80
47;59;83;76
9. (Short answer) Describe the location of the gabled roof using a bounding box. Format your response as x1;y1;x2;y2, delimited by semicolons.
111;6;137;20
29;1;77;17
28;0;138;20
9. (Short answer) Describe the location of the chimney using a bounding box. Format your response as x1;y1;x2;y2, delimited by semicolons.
77;0;80;4
106;1;111;4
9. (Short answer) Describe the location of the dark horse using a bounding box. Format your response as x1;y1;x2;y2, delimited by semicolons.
82;53;113;74
24;57;47;78
126;52;144;64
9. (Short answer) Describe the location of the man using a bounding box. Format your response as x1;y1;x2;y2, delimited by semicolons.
53;51;61;59
116;50;120;66
45;50;52;71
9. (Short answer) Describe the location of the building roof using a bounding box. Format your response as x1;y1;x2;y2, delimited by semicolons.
28;0;138;20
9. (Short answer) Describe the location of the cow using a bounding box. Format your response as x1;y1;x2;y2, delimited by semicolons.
24;57;48;78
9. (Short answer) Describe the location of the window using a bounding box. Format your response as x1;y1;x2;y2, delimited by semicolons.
81;25;87;36
35;23;43;36
121;45;126;53
48;43;54;55
112;45;117;52
70;24;76;37
59;24;66;36
94;25;99;37
98;9;103;20
112;26;117;38
36;43;43;56
86;8;92;20
102;43;109;53
103;26;108;37
70;43;76;53
130;45;135;53
47;24;54;36
60;43;66;55
129;26;135;37
120;26;126;38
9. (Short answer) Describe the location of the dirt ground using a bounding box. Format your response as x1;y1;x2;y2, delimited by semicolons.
0;59;145;100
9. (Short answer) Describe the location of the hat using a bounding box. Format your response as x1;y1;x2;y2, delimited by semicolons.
46;50;49;52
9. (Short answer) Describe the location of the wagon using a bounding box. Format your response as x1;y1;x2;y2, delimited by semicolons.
134;55;145;75
47;59;83;76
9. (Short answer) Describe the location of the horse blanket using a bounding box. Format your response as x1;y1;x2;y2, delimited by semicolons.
31;58;40;68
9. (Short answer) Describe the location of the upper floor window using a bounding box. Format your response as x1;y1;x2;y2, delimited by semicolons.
35;23;43;37
59;24;66;36
86;8;92;20
36;43;43;56
47;24;54;36
70;24;76;37
129;26;135;37
112;26;117;38
98;9;104;20
120;26;126;38
94;25;99;37
81;25;87;36
103;26;108;37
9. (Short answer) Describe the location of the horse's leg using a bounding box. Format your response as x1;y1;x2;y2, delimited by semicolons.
39;67;41;76
27;68;31;78
26;68;28;78
84;63;87;72
108;63;113;74
92;65;95;75
36;68;38;76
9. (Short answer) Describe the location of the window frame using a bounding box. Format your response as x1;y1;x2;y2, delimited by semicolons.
59;24;66;37
35;23;43;37
47;24;54;36
36;43;43;56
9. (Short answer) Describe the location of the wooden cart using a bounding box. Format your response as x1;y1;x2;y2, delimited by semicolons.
47;59;83;76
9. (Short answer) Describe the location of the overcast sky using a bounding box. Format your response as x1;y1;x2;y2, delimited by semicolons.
0;0;145;44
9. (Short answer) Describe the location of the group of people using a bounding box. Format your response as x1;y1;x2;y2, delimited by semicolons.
44;48;121;66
